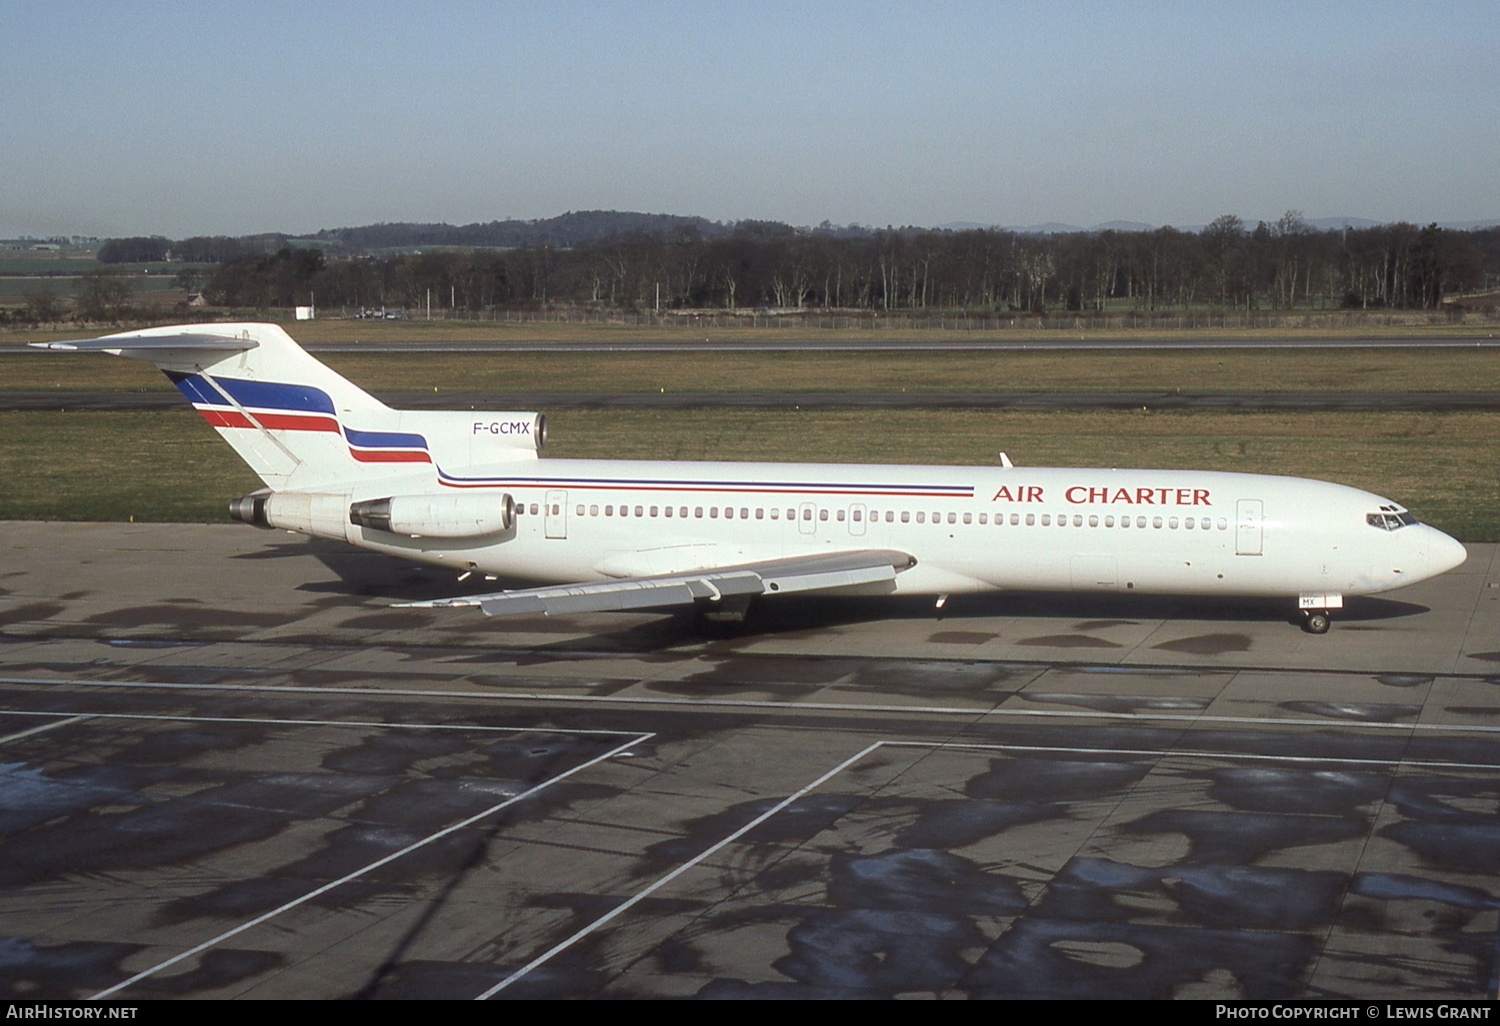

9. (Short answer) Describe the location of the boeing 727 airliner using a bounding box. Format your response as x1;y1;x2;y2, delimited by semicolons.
34;322;1467;633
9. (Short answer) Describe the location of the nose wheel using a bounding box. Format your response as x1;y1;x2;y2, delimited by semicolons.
1300;609;1331;634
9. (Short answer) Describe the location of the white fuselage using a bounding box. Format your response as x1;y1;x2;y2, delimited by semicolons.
335;458;1467;602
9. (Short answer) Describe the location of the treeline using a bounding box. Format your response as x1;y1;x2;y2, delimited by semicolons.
198;213;1500;314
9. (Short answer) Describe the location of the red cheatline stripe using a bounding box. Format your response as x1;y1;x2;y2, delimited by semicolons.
195;406;340;433
196;404;433;464
255;412;341;433
197;409;253;428
350;449;432;463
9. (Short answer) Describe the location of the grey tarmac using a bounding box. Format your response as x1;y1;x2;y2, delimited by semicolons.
0;521;1498;999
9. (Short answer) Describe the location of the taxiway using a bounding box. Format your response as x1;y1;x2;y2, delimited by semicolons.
1;522;1497;999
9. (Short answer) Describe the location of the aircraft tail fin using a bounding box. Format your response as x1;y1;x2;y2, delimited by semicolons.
32;323;544;492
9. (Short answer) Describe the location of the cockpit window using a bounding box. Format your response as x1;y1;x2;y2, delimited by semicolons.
1366;511;1419;531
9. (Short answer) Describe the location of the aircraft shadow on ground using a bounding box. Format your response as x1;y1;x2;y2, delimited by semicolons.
236;537;506;601
675;591;1429;639
254;537;1430;648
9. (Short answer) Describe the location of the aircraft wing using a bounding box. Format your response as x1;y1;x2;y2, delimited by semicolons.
397;549;917;617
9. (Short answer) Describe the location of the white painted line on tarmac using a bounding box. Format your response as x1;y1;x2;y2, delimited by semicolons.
475;741;885;999
89;730;653;1000
4;674;1499;736
0;714;92;745
0;706;637;737
478;735;1500;996
881;739;1500;773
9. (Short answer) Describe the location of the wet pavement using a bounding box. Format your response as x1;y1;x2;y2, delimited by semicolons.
0;522;1497;999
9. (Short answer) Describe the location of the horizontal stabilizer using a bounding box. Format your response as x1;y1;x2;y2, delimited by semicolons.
400;549;916;617
30;333;258;353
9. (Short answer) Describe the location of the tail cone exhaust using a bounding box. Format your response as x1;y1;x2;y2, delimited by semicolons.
229;492;272;529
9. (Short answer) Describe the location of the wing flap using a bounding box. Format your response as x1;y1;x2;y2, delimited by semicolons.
403;549;914;618
761;563;901;595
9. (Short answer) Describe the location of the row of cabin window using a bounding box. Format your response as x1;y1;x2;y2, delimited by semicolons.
522;501;1232;532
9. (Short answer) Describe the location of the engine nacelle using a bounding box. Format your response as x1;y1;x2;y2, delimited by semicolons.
348;492;515;539
230;490;350;542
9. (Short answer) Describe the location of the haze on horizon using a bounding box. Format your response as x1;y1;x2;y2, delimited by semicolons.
4;0;1497;240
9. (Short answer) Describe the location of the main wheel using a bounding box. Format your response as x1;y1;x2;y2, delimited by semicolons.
1302;610;1331;635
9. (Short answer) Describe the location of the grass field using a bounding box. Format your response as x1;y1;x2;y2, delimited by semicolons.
0;260;101;275
4;320;1496;539
7;344;1500;395
3;407;1496;541
0;275;184;302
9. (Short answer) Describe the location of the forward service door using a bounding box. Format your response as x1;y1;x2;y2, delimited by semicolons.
1235;499;1263;556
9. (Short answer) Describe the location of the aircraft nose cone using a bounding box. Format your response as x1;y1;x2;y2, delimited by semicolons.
1425;527;1467;578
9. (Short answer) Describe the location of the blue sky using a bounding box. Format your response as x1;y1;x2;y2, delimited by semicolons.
4;0;1497;237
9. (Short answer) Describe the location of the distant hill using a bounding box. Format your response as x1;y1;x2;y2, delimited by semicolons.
1436;219;1500;231
1305;216;1498;231
1009;221;1087;235
993;216;1500;235
311;210;724;251
1306;216;1382;230
91;210;1500;263
1089;220;1157;233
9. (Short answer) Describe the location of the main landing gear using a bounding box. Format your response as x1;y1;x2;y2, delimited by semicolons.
1300;609;1332;635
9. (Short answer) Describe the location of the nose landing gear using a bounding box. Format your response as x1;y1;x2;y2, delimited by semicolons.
1300;609;1332;634
1298;593;1341;635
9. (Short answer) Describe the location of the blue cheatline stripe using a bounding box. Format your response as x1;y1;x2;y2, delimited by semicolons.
435;471;971;492
344;426;429;450
164;371;228;406
161;372;338;416
210;377;338;415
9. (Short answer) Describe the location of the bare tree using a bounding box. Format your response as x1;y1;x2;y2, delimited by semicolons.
76;268;133;322
21;281;65;323
1200;215;1245;307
